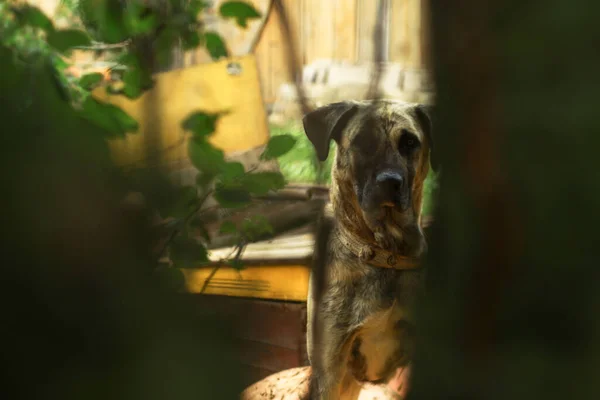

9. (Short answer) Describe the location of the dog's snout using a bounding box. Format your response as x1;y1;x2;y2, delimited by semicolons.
375;171;404;206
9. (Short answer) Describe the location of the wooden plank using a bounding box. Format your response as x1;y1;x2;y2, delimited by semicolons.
309;0;335;60
333;0;358;62
389;0;424;68
253;0;303;104
186;296;308;386
389;0;410;64
182;264;311;301
188;295;307;349
238;339;304;372
420;0;432;70
208;233;314;262
356;0;380;61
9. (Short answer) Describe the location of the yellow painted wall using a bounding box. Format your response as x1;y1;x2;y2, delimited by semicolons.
93;55;270;168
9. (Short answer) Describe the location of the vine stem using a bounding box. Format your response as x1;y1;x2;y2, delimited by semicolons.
199;242;246;294
155;188;213;262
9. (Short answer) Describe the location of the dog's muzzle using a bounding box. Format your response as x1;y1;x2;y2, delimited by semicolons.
364;169;410;212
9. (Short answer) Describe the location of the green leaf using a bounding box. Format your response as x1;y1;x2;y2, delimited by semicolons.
47;29;91;54
189;0;207;17
124;3;158;36
155;26;178;67
110;105;139;133
214;185;252;208
219;1;261;28
241;215;274;240
79;0;129;44
122;68;142;99
170;236;208;268
182;111;221;138
219;220;237;235
188;138;226;175
182;30;202;50
204;32;229;60
79;73;104;90
219;162;246;184
118;58;152;99
165;185;198;218
261;134;297;160
195;171;217;189
80;97;139;137
12;5;54;33
52;56;69;71
47;64;71;103
241;172;286;195
81;97;120;136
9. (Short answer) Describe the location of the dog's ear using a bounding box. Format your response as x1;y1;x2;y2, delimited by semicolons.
413;104;439;171
302;102;359;161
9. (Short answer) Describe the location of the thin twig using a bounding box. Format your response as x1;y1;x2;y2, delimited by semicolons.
73;40;131;51
273;0;312;117
156;188;213;261
199;242;246;293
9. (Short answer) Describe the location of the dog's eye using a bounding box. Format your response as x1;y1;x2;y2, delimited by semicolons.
398;132;420;153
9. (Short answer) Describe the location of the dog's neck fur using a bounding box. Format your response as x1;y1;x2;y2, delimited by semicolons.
330;171;376;245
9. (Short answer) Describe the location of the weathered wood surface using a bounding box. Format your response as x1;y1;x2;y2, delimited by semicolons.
188;295;308;388
182;263;310;301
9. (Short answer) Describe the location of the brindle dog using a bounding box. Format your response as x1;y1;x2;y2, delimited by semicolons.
303;100;436;399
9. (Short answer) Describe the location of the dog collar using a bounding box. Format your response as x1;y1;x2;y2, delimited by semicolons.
336;228;421;270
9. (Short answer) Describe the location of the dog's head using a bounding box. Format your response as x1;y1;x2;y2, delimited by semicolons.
303;100;436;257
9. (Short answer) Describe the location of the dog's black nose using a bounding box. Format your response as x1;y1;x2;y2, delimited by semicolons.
375;170;404;206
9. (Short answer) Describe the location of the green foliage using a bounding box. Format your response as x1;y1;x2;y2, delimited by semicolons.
241;172;286;195
240;215;274;240
77;0;129;43
261;133;298;160
0;3;52;57
182;111;223;138
123;2;159;36
80;97;139;138
421;169;440;216
1;0;301;288
11;3;54;33
79;72;104;90
204;31;229;60
47;28;91;54
188;138;226;175
269;122;335;184
219;1;262;28
214;185;252;208
219;220;238;235
170;234;209;268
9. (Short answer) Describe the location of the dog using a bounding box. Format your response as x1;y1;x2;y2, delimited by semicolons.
303;100;436;399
